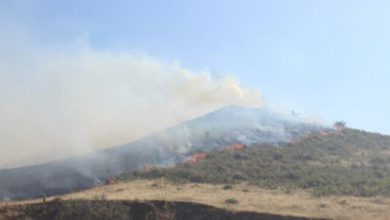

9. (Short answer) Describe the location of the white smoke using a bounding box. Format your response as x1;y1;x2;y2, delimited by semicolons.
0;42;261;168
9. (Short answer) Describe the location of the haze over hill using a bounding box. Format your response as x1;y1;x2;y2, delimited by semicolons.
0;46;262;169
2;2;390;220
0;106;324;200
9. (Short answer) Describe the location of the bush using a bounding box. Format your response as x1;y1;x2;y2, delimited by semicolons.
223;185;233;190
224;198;239;204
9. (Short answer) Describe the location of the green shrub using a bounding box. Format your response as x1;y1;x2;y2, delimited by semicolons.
223;185;233;190
224;198;239;204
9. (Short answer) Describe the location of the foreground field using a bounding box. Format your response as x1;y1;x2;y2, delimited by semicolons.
5;179;389;220
0;200;330;220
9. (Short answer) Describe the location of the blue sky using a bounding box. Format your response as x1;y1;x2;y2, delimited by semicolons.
1;0;390;134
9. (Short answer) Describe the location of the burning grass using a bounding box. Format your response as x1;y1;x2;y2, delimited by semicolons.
127;129;390;197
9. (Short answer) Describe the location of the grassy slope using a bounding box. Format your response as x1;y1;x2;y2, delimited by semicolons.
0;198;332;220
3;129;390;220
127;129;390;197
4;180;390;220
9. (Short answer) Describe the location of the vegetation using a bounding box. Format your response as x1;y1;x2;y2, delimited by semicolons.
0;199;328;220
0;199;132;220
224;198;239;204
223;185;233;190
125;129;390;197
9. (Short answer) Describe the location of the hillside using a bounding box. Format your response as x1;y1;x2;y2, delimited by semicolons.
2;180;389;220
2;127;390;219
0;106;323;200
128;129;390;197
0;199;330;220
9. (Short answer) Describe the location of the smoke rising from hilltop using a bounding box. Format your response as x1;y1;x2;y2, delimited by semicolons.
0;41;261;168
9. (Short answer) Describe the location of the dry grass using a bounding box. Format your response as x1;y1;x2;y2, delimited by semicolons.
3;179;390;220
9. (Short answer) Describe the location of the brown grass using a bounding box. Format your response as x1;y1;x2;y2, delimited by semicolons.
2;179;390;220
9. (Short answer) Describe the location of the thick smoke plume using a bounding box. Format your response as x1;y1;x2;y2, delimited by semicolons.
0;43;261;168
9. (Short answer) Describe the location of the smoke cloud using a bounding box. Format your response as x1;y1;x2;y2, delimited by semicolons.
0;42;261;168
